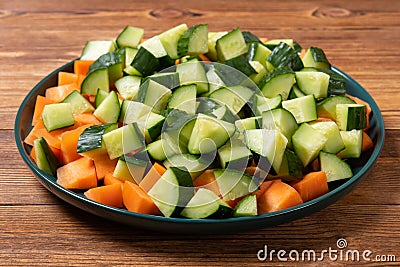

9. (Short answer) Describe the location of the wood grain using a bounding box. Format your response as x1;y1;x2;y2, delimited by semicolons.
0;0;399;266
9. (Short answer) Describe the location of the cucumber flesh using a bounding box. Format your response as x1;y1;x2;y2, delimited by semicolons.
41;103;74;132
233;194;257;217
320;151;353;182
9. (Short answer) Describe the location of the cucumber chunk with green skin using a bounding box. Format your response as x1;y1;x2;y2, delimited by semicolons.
244;129;288;173
317;68;346;96
140;112;165;144
159;24;188;59
176;60;209;94
211;105;239;123
309;121;345;154
336;104;367;131
302;46;331;69
214;169;258;201
253;94;282;116
137;79;172;113
33;137;60;176
139;35;168;59
320;151;353;182
164;153;210;178
267;42;304;71
146;139;167;162
81;68;109;95
258;66;295;100
247;42;272;69
188;114;236;155
93;90;120;123
102;123;145;160
217;138;253;170
177;24;209;57
115;151;150;184
338;130;363;158
128;47;160;77
168;84;197;114
316;95;355;120
80;40;115;61
209;86;253;115
292;123;328;167
88;49;125;87
235;116;261;135
249;61;267;84
233;194;257;217
262;108;298;149
282;95;317;124
77;123;118;156
288;85;305;99
242;31;262;44
115;75;141;101
116;25;144;48
181;188;232;219
223;55;257;76
295;71;330;99
147;72;180;90
216;28;248;62
94;89;109;108
265;39;295;50
62;90;94;116
119;100;153;124
41;103;74;132
124;47;138;67
277;149;303;181
206;32;228;61
148;167;194;218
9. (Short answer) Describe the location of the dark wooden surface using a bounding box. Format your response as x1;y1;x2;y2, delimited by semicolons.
1;0;399;266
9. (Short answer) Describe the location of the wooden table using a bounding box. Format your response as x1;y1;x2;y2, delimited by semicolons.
1;0;399;266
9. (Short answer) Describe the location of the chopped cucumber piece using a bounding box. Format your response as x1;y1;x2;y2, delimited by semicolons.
93;90;120;123
295;71;330;98
244;129;288;173
258;66;295;100
77;123;118;158
116;25;144;48
137;79;172;113
320;151;353;182
267;42;303;71
292;123;328;167
33;137;60;176
309;121;345;154
94;88;109;108
148;167;194;217
302;47;331;69
115;75;141;100
102;123;145;159
316;95;355;120
147;72;180;90
206;31;228;61
41;103;74;132
216;28;248;62
168;84;197;114
159;24;189;59
188;114;236;154
218;138;252;170
214;169;257;201
247;42;272;69
62;90;94;116
81;67;109;95
176;60;209;94
282;95;317;124
233;194;257;217
338;130;363;158
181;188;232;219
80;40;115;61
177;24;208;56
336;104;366;131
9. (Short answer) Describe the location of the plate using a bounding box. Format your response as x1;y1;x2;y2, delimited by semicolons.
15;60;385;234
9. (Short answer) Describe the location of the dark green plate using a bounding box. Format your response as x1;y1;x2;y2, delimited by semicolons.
15;60;385;234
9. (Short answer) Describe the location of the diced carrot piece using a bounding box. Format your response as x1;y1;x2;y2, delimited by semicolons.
58;71;78;86
32;96;57;126
259;37;268;43
84;183;123;208
252;180;274;200
104;174;124;186
258;180;303;214
174;59;180;65
123;181;160;215
198;54;211;62
310;158;320;172
139;162;165;193
245;166;257;176
56;157;98;189
193;169;220;197
31;120;79;149
74;60;94;76
299;48;307;59
74;113;102;125
362;131;374;152
314;117;334;123
60;125;91;164
92;153;118;180
45;83;79;102
291;171;329;202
